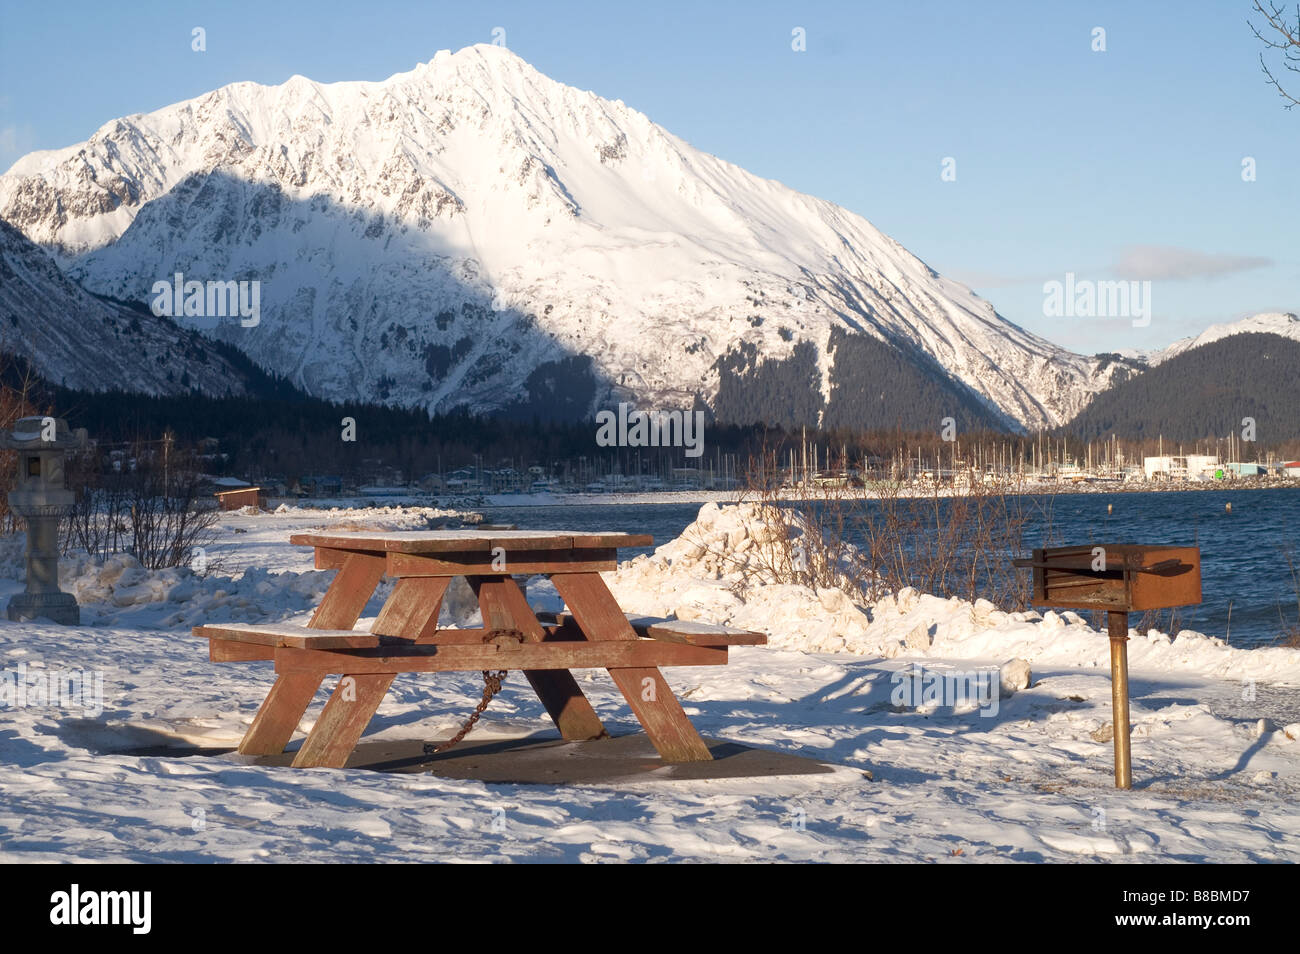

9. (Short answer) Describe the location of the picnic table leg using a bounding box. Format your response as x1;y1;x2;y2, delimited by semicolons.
238;551;386;757
469;576;608;742
292;673;396;768
371;577;450;641
309;552;387;629
238;673;325;755
550;573;713;763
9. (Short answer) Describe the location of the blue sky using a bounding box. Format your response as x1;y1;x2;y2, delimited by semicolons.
0;0;1295;353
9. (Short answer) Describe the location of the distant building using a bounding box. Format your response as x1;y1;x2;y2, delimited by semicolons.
215;486;262;511
210;476;252;490
444;468;483;494
671;467;703;489
1223;461;1267;477
1143;456;1183;479
1143;455;1220;480
489;468;526;492
298;474;343;497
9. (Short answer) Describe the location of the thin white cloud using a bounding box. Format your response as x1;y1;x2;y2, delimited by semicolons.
1112;245;1273;281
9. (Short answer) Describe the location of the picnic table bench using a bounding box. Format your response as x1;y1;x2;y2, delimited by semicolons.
194;530;765;769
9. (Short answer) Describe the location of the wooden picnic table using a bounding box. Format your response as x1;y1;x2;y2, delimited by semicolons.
194;530;764;769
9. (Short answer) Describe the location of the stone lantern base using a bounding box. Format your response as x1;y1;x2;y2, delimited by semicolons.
7;591;80;626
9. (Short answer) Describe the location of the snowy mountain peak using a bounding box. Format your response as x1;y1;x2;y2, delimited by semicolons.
0;45;1130;429
1152;312;1300;365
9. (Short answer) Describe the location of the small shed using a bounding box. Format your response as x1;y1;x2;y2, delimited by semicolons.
215;486;262;511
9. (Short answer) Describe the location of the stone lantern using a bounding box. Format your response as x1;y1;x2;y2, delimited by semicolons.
3;416;86;625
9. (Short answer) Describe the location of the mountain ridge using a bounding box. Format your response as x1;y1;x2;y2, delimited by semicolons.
1064;331;1300;442
0;44;1132;430
1151;311;1300;365
0;217;257;396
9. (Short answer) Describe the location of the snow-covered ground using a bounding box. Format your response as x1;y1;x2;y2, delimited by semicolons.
1;502;1297;862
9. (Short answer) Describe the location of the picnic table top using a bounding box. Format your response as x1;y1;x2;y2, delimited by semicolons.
289;529;654;553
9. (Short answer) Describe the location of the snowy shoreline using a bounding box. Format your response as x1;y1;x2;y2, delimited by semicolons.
271;479;1300;513
0;501;1297;862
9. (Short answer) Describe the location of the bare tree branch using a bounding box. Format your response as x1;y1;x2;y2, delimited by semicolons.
1249;0;1300;108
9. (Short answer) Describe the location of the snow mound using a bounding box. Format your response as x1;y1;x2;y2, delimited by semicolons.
54;551;334;628
607;501;871;653
0;535;329;629
0;505;478;630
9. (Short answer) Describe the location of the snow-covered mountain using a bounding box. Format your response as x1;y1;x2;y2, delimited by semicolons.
1151;312;1300;366
0;44;1130;429
0;218;253;395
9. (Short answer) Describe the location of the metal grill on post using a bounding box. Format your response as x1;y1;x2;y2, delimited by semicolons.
1013;544;1201;789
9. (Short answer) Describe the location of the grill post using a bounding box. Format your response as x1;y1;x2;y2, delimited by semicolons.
1013;543;1200;789
1107;610;1132;790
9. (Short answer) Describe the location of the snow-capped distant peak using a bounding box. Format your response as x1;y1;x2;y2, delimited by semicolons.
1152;312;1300;365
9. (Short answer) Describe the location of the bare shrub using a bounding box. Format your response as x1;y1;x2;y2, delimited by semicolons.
1131;607;1186;639
733;449;1054;610
1274;543;1300;648
63;435;219;570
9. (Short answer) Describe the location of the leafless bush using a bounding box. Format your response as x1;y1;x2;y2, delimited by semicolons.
62;436;219;570
856;473;1043;607
1130;607;1186;639
1274;544;1300;648
734;449;1054;610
